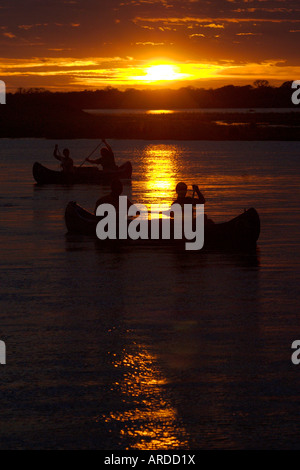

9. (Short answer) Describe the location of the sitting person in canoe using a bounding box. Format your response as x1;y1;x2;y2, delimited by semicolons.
94;178;133;214
173;182;214;224
86;139;118;172
53;145;74;173
173;182;206;206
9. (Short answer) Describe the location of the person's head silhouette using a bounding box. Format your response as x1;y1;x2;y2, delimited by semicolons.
176;182;187;198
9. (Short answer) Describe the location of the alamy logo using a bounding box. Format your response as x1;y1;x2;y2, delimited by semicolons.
96;197;205;251
291;340;300;364
0;80;6;104
0;340;6;364
291;81;300;105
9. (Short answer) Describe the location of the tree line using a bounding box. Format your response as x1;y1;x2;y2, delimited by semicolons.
6;81;296;109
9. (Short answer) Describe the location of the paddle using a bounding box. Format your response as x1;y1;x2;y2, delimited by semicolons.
78;142;102;167
55;145;62;169
192;185;196;199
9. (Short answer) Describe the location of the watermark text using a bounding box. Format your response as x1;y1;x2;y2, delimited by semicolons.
0;80;6;104
291;80;300;105
291;340;300;364
96;197;204;251
0;340;6;364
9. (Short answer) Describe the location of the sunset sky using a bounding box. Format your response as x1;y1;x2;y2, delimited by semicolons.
0;0;300;90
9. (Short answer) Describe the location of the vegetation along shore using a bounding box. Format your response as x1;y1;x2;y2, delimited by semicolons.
0;82;299;140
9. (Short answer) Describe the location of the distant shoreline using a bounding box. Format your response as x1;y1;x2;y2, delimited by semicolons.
84;107;300;115
1;84;299;140
1;107;299;140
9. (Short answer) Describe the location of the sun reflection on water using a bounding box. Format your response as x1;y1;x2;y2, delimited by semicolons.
139;144;181;208
103;346;188;450
146;110;176;115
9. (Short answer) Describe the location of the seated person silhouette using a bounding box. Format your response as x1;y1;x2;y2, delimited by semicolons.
94;179;133;215
53;145;74;173
173;182;213;224
86;139;118;171
173;182;205;206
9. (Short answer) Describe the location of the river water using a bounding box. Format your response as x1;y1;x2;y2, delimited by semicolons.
0;138;300;449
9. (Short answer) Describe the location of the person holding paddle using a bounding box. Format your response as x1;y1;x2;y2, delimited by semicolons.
173;182;205;206
86;139;118;171
53;145;74;174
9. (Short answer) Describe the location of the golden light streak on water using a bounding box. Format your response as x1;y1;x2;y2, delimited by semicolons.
103;346;189;450
140;144;180;206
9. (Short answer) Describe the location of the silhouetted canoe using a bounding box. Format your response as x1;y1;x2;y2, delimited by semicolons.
32;161;132;184
64;201;260;250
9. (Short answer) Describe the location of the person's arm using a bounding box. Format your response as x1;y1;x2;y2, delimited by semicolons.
102;139;114;156
192;185;206;204
53;145;62;162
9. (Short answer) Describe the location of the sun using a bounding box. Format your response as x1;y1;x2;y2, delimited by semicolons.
144;64;182;82
125;62;193;85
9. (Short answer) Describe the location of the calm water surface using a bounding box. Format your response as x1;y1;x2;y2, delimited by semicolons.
0;139;300;449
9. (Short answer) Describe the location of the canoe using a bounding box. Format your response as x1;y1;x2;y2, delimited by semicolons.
64;201;260;250
32;161;132;184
